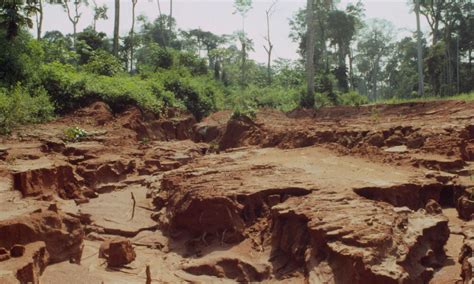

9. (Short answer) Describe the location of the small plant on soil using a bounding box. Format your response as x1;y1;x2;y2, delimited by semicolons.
370;107;380;123
139;137;150;145
63;127;88;142
231;105;256;120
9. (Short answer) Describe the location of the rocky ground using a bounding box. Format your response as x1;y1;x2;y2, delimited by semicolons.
0;100;473;283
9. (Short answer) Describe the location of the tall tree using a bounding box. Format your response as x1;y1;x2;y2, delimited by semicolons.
263;0;277;84
63;0;88;46
91;0;108;31
327;10;356;92
418;0;447;45
130;0;138;72
355;19;394;101
113;0;120;56
414;0;424;97
169;0;173;35
0;2;37;40
233;0;253;87
303;0;315;107
32;0;44;40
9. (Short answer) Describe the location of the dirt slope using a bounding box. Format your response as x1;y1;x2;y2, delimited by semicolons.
0;100;473;283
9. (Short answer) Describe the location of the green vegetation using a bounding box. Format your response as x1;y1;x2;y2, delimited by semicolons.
0;1;471;134
373;91;474;105
0;85;54;134
63;126;88;142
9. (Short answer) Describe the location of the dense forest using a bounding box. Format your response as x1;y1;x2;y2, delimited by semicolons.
0;0;472;133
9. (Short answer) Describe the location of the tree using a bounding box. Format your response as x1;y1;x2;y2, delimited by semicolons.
384;36;421;98
302;0;315;107
91;0;108;31
75;27;109;64
139;15;180;49
130;0;138;72
355;19;394;101
414;0;424;97
0;2;37;40
113;0;120;56
417;0;447;45
327;10;357;92
63;0;88;46
233;0;253;87
32;0;44;40
263;0;277;84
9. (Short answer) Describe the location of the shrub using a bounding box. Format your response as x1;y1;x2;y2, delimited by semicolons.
0;30;44;88
176;52;208;76
338;91;368;106
63;126;88;142
314;92;332;109
159;71;221;120
231;104;257;119
227;85;299;112
84;50;124;76
0;84;54;134
41;62;163;114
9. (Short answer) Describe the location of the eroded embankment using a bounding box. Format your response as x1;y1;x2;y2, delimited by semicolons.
153;146;463;283
0;100;473;283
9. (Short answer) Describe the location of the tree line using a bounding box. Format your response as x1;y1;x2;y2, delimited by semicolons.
0;0;472;128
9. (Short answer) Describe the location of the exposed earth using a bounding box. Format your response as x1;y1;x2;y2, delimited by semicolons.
0;100;473;283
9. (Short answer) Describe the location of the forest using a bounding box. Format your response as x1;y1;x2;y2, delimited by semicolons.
0;0;472;133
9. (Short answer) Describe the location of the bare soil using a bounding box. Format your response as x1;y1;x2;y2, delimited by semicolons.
0;100;473;283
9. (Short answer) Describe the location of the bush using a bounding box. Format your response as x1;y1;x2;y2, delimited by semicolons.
227;85;299;112
158;71;222;120
41;62;168;114
314;92;332;108
0;84;54;134
0;30;44;88
338;91;368;106
63;126;88;142
176;52;208;76
84;50;124;76
231;103;257;119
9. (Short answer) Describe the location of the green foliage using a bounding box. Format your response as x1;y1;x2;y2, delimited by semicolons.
313;92;332;109
0;30;44;87
63;126;88;142
231;104;256;120
228;85;299;112
84;50;124;76
136;43;174;71
41;62;169;114
0;84;54;134
42;31;77;64
39;62;222;120
159;71;222;120
176;51;208;76
338;91;368;106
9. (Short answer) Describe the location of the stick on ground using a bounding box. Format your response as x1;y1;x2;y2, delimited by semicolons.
130;192;136;220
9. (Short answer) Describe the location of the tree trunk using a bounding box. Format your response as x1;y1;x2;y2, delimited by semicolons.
169;0;173;32
348;47;354;90
264;3;275;85
36;0;43;40
305;0;315;107
415;0;425;97
240;40;246;88
113;0;120;57
130;0;137;73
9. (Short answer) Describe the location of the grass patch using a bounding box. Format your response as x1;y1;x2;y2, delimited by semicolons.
372;91;474;105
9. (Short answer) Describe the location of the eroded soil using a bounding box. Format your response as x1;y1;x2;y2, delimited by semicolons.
0;101;473;283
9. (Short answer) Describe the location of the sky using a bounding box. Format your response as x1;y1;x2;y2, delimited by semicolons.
37;0;429;63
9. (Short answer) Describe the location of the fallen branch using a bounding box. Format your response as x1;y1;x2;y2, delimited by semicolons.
130;192;136;220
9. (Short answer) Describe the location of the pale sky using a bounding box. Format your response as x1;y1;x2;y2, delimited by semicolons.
37;0;429;63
